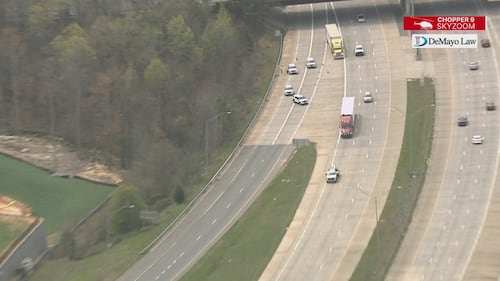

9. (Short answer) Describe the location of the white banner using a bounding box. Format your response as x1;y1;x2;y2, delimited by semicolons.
412;34;478;48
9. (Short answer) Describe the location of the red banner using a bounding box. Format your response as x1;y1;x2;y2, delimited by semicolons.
403;16;486;31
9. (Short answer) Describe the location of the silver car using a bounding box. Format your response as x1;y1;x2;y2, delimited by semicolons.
472;135;484;144
469;61;479;70
355;45;365;56
284;84;294;96
287;63;298;74
363;91;373;103
293;94;309;105
306;57;316;68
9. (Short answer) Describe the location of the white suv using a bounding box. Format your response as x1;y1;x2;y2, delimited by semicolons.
293;94;309;105
355;45;365;56
306;57;316;68
284;84;294;96
287;63;298;74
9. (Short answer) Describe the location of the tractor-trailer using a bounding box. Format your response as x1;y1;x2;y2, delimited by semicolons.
325;24;344;59
340;97;355;138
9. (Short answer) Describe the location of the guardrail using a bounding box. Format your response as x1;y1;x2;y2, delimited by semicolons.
140;29;285;254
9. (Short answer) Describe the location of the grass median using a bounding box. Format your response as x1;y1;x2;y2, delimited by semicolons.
350;77;436;281
180;144;316;281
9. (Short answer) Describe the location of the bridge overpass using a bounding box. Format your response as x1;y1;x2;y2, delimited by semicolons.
271;0;349;6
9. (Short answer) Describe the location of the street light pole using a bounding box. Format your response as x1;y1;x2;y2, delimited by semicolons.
107;204;135;248
205;111;231;165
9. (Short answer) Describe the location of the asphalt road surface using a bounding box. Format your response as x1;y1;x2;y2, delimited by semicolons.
262;1;397;280
387;0;500;280
118;145;294;281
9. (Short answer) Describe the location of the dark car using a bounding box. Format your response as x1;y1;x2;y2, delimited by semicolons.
481;39;491;48
486;102;496;111
457;116;468;126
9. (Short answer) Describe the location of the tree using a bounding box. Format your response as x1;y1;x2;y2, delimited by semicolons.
173;186;185;204
201;6;240;85
108;185;145;234
144;58;170;134
116;63;140;168
49;23;96;150
0;26;26;133
26;0;68;48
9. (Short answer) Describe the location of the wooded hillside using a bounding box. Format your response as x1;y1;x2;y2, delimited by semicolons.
0;0;281;209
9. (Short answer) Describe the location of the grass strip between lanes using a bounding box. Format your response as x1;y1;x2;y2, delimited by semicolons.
180;144;316;281
350;77;436;281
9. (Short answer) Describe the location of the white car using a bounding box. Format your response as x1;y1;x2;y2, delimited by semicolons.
356;14;366;23
325;165;340;183
287;63;298;74
355;45;365;56
363;91;373;103
306;57;316;68
472;135;484;144
469;61;479;70
293;94;309;105
284;84;294;96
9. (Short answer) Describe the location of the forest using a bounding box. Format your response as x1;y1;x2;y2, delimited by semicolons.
0;0;282;209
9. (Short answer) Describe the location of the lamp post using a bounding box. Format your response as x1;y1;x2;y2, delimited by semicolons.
390;102;435;232
205;111;231;165
107;204;135;248
356;187;380;257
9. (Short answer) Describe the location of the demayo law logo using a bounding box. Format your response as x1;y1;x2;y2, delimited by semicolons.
413;35;429;47
412;34;478;48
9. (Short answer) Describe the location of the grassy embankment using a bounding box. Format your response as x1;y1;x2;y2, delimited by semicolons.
0;154;113;234
351;77;436;281
181;144;316;281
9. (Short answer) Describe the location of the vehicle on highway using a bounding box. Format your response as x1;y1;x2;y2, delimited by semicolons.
325;166;340;183
363;91;373;103
356;14;366;23
355;45;365;56
472;135;484;144
284;84;294;96
306;57;316;68
481;39;491;48
457;116;468;126
293;94;308;105
486;102;496;111
340;97;355;138
287;63;298;74
469;61;479;70
325;24;344;59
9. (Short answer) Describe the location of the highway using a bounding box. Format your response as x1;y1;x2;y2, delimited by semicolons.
120;2;334;281
118;145;295;281
120;0;500;280
387;0;500;280
259;0;404;280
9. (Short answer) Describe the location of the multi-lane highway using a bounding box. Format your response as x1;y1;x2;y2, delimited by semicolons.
387;0;500;280
118;145;295;280
120;2;341;281
121;0;500;280
259;0;409;280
